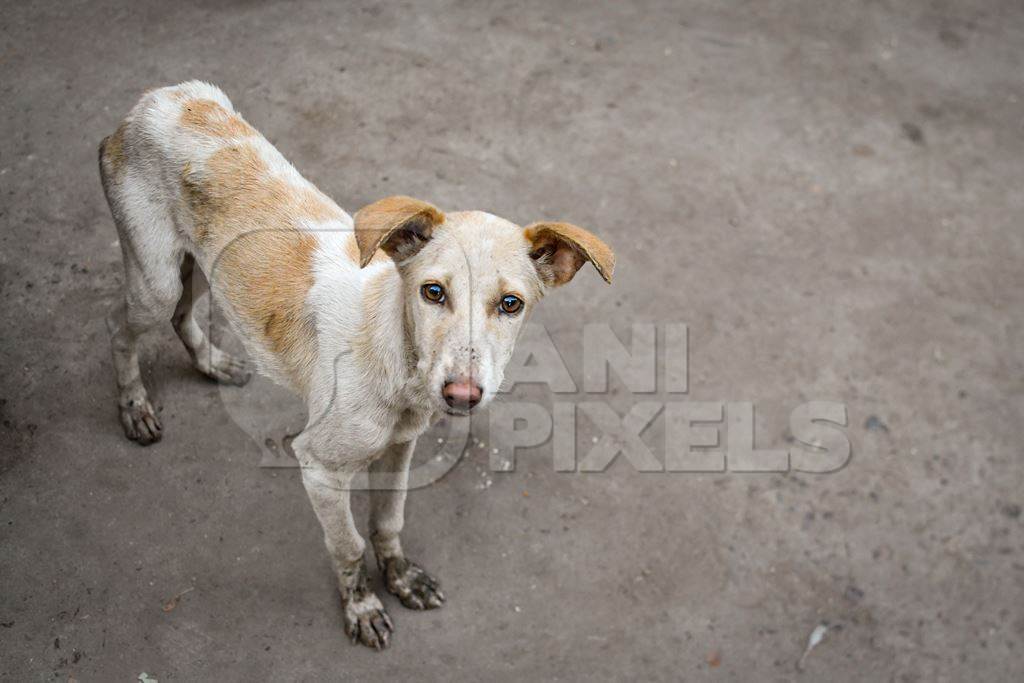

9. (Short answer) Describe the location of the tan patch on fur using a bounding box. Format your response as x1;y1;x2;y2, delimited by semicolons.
354;196;445;267
180;98;257;139
185;144;342;245
523;222;615;285
183;143;344;389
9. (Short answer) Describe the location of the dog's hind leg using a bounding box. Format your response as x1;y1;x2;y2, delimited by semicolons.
106;249;182;445
171;255;251;386
101;135;183;445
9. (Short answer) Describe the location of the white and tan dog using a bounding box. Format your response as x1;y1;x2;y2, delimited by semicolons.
98;81;614;649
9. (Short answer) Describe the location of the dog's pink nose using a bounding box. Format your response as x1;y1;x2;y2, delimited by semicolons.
443;378;482;410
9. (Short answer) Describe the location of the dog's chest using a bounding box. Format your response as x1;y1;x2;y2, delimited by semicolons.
389;406;435;445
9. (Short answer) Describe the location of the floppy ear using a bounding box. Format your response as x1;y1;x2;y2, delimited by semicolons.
353;195;445;267
523;222;615;286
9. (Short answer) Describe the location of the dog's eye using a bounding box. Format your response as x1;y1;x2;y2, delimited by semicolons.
499;294;523;315
421;282;446;304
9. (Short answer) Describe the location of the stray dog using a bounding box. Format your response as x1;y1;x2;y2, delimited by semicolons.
98;81;614;649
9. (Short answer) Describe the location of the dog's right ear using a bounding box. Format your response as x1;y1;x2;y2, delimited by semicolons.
353;196;445;268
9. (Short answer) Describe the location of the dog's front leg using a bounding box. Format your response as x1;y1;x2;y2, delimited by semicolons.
299;458;393;649
369;440;446;610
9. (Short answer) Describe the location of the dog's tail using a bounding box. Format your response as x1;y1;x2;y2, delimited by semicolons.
98;134;110;177
98;132;117;204
98;121;128;196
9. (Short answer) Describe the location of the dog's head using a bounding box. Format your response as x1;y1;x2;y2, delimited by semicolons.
354;196;614;415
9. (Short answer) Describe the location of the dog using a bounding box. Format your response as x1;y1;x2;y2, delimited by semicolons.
98;81;614;649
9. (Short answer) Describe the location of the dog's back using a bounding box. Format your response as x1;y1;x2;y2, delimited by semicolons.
99;81;241;210
99;82;355;395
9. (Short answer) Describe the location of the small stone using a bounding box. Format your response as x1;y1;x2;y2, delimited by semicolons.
901;121;925;145
844;585;865;602
865;415;889;432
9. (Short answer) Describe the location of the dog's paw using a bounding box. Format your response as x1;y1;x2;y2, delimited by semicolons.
342;591;394;650
118;397;162;445
198;351;252;386
382;557;445;610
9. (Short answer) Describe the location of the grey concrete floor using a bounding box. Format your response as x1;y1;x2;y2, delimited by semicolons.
2;0;1023;680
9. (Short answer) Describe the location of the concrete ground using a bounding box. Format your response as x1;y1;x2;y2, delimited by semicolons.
2;0;1023;680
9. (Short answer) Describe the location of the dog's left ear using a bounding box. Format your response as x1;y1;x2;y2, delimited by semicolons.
524;222;615;286
354;195;445;267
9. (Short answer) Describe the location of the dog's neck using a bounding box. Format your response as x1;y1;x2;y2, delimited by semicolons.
351;268;428;411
